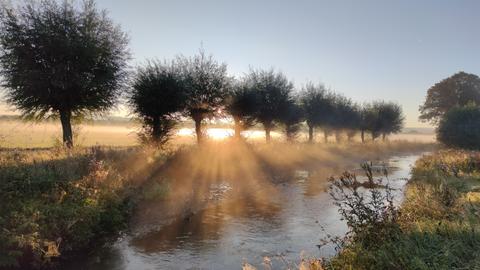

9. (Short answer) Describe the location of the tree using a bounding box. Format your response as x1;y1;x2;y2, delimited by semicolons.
419;71;480;124
0;0;129;148
176;50;231;144
129;60;186;145
378;102;404;141
247;69;293;142
360;101;404;142
344;104;362;142
359;104;375;143
318;92;337;143
300;83;332;143
279;99;304;142
437;105;480;150
360;102;382;142
225;79;259;139
330;94;358;143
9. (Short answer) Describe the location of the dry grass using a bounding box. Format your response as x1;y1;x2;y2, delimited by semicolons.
0;120;435;149
326;149;480;270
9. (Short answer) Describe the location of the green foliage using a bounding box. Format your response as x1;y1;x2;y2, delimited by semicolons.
377;101;404;139
330;94;359;133
0;0;129;147
326;163;400;255
300;83;334;130
360;101;405;141
246;69;294;141
437;105;480;150
130;60;186;145
326;150;480;270
225;80;259;137
0;148;135;268
176;49;231;143
420;71;480;124
279;100;304;141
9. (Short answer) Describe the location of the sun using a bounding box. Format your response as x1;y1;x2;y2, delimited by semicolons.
206;128;233;140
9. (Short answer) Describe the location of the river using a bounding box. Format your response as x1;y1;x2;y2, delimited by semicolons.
69;154;421;270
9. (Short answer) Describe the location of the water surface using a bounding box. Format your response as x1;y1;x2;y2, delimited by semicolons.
71;154;420;270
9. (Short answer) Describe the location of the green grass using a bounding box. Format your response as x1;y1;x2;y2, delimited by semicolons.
326;150;480;270
0;146;171;268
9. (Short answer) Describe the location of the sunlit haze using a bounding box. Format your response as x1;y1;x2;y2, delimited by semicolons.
1;0;479;128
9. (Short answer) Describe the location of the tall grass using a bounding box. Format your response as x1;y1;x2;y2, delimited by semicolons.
0;146;171;268
325;150;480;270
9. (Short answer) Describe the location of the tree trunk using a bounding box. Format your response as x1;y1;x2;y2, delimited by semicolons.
335;131;341;143
265;128;271;143
308;125;314;143
361;130;365;143
60;110;73;148
324;130;328;143
152;116;161;142
285;126;292;142
382;133;386;141
193;115;203;144
347;132;354;142
233;117;242;139
371;132;375;142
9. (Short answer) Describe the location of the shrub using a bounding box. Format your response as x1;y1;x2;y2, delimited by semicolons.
326;151;480;270
437;105;480;150
325;163;401;256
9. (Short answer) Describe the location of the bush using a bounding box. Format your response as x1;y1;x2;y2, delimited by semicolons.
324;163;401;255
437;105;480;150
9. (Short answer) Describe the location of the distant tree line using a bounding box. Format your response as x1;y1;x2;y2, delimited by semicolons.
130;60;404;145
0;0;405;147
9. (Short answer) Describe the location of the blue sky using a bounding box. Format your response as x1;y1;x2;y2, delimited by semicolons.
2;0;480;127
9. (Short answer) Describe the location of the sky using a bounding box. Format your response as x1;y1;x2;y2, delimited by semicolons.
1;0;480;127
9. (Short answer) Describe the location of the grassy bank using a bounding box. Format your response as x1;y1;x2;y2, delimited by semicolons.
0;146;173;268
326;150;480;269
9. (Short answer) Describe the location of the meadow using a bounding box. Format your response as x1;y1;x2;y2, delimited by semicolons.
0;119;435;149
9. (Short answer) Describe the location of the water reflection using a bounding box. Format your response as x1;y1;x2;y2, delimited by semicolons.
68;152;420;270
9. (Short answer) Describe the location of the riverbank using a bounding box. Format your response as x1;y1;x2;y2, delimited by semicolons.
0;146;174;268
326;150;480;269
0;141;434;269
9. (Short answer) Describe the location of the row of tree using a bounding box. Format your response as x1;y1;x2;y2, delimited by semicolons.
0;0;404;147
130;58;404;145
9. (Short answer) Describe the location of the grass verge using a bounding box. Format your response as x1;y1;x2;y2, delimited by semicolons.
326;149;480;270
0;146;172;268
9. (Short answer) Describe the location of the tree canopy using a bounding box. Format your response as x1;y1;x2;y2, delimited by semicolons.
225;79;259;138
129;60;186;145
378;102;404;139
300;83;333;142
437;105;480;150
176;50;231;143
0;0;129;147
279;98;304;141
360;101;404;141
419;71;480;124
247;69;294;142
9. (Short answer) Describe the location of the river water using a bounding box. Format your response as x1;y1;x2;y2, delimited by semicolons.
70;154;420;270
